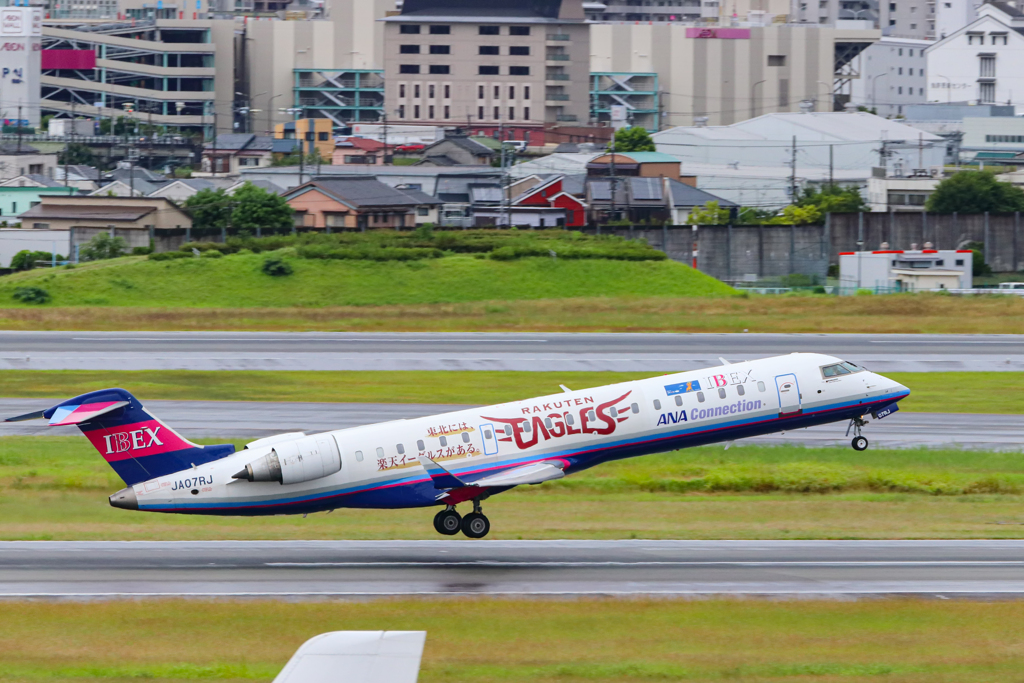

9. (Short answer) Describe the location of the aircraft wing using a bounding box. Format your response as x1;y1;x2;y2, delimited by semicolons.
418;455;565;490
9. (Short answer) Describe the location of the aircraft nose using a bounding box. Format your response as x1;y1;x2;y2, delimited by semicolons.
109;487;138;511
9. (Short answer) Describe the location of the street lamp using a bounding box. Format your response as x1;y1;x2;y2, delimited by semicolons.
751;79;766;118
266;93;283;136
280;106;306;184
869;72;889;111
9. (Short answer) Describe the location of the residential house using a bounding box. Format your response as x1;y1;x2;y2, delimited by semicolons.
586;176;737;224
51;166;101;193
17;196;192;253
202;134;275;175
148;178;238;202
283;177;442;230
586;152;692;184
418;135;496;167
91;167;172;197
472;175;586;227
332;137;388;167
274;118;335;160
0;144;59;182
0;178;77;221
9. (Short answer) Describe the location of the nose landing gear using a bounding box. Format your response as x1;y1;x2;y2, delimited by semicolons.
847;416;869;451
432;499;491;538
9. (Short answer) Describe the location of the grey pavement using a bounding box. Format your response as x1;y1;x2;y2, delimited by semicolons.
1;398;1018;449
1;331;1024;371
1;540;1023;598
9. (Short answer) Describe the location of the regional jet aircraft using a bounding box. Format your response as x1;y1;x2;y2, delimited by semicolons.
7;353;908;538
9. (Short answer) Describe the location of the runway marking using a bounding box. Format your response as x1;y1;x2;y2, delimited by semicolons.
869;340;1024;345
264;561;1024;567
68;338;550;343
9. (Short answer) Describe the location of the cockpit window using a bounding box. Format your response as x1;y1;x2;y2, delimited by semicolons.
821;361;864;378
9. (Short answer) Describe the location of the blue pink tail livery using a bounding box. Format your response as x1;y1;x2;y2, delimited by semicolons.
5;388;235;486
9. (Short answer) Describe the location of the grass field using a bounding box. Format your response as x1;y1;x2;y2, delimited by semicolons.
3;292;1024;332
0;370;1018;414
0;254;732;308
3;599;1024;682
6;437;1024;540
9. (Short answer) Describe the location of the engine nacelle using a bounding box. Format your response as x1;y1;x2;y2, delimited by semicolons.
234;434;341;485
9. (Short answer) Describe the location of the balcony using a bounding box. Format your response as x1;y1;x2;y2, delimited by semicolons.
546;93;570;101
546;73;571;81
547;33;570;40
546;53;571;61
556;114;578;122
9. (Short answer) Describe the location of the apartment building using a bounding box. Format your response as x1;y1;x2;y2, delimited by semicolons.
382;0;590;142
791;0;934;40
849;36;930;116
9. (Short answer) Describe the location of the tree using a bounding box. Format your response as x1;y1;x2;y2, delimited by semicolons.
184;187;232;232
687;200;731;225
925;171;1024;214
57;142;97;167
230;182;294;233
79;233;128;261
609;126;656;153
10;250;63;271
795;185;867;213
271;147;329;168
768;204;822;225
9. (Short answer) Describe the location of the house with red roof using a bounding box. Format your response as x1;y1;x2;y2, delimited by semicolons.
332;138;388;167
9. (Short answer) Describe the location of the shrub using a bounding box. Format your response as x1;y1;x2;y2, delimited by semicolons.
262;257;293;276
12;287;50;304
10;250;63;271
201;249;224;258
79;233;128;261
296;244;442;261
131;246;153;256
148;251;190;261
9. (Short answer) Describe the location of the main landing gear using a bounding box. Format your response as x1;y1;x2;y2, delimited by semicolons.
847;416;869;451
432;499;491;538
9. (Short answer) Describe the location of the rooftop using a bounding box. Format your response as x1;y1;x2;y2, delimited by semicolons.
287;177;443;209
18;204;156;221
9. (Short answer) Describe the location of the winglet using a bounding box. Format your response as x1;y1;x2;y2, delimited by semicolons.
417;455;465;490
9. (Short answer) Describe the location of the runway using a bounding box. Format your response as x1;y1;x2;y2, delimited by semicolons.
1;398;1018;449
1;331;1023;372
2;540;1023;598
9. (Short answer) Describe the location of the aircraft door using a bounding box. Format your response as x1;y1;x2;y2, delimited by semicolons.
479;423;499;455
775;373;802;417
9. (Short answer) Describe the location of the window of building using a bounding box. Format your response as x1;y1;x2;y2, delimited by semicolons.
444;105;450;119
992;33;1008;45
418;206;429;216
980;81;996;103
398;104;406;118
430;45;450;54
494;84;500;98
898;48;903;56
429;65;450;74
510;45;530;55
509;106;515;119
480;25;500;35
524;86;531;99
400;64;420;74
767;55;785;66
318;132;329;140
444;85;450;98
509;85;515;99
305;132;314;141
980;54;996;78
479;65;499;75
478;105;484;120
510;26;530;35
494;105;500;119
919;87;924;95
429;25;450;34
898;67;902;75
479;45;499;55
414;84;421;97
400;44;420;54
898;86;903;94
908;49;913;57
429;105;435;118
400;24;420;34
478;85;485;99
428;84;435;98
399;84;406;97
524;106;530;119
968;32;983;44
414;104;421;118
509;66;530;76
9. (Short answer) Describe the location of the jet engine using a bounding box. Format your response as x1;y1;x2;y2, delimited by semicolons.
234;435;341;485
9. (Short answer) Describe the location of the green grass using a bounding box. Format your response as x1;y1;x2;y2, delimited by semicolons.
0;253;732;308
3;599;1024;682
6;437;1024;540
0;370;1018;414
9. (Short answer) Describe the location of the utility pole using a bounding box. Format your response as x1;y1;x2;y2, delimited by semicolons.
609;136;617;222
789;135;797;202
829;144;834;189
382;113;389;165
212;110;218;178
16;103;22;153
64;100;75;187
147;105;154;170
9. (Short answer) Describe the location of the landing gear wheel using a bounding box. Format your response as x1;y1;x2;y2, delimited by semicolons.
461;512;491;539
434;508;461;536
852;435;869;451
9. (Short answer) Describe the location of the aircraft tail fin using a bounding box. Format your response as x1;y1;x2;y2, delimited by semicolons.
6;388;235;487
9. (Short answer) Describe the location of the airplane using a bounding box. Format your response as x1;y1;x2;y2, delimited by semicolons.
6;353;909;539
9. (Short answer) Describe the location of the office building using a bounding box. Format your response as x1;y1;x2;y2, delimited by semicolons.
382;0;590;143
849;37;930;116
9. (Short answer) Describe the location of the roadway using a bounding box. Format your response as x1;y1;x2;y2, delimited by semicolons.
0;399;1016;449
1;541;1022;597
1;332;1023;372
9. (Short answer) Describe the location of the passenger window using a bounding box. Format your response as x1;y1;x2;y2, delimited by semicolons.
697;392;705;403
439;436;447;447
737;385;745;396
565;413;575;425
417;440;425;451
484;429;492;439
718;388;726;399
544;417;553;429
653;400;661;410
355;449;364;461
587;410;596;422
631;403;639;414
375;447;384;458
757;381;766;392
522;420;531;433
396;443;405;455
610;407;618;418
504;424;513;435
462;432;470;443
675;395;683;406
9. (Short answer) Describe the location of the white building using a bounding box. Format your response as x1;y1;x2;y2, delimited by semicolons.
849;37;931;117
839;249;972;292
926;1;1024;106
652;110;944;207
865;173;940;211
